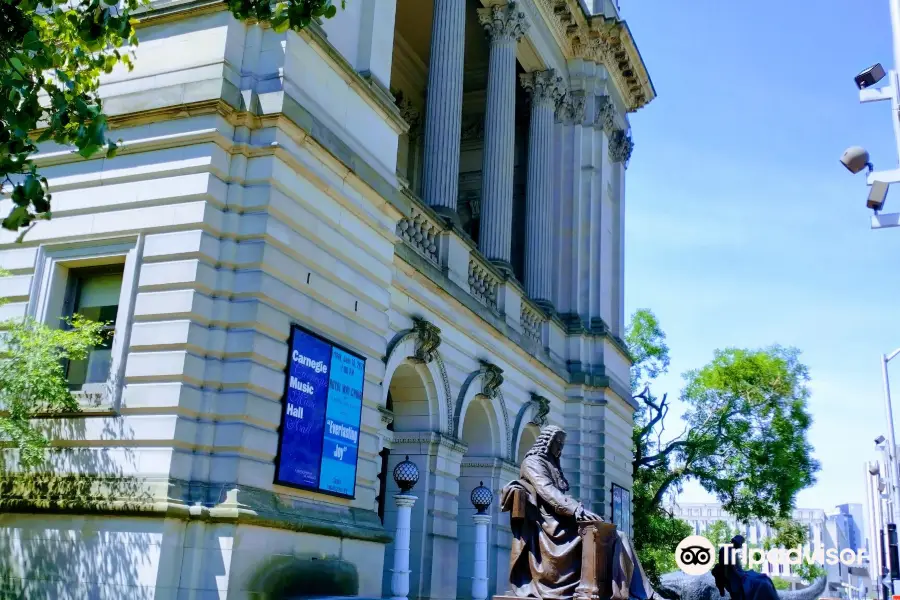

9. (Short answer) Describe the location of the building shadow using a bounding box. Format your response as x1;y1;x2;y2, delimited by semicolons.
0;392;157;599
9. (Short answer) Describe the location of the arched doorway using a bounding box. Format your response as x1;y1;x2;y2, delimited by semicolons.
456;397;501;600
380;362;434;600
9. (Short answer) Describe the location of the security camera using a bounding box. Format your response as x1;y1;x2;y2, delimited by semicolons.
868;180;890;212
856;63;886;90
876;435;887;445
841;146;874;174
870;462;881;475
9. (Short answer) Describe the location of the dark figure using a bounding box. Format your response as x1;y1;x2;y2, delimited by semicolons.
499;425;654;600
711;535;780;600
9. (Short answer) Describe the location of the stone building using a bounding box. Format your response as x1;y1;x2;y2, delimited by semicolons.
0;0;653;597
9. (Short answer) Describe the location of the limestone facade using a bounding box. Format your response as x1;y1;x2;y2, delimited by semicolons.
0;0;654;597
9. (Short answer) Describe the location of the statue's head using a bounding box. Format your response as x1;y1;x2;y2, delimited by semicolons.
525;425;566;459
524;425;570;491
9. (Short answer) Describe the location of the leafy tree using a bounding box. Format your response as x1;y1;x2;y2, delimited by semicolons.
706;520;742;549
1;0;344;235
0;269;105;468
635;506;693;582
770;577;791;591
793;561;825;584
627;308;820;583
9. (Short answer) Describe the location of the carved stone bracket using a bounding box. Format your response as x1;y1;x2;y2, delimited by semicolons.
594;95;616;135
555;90;586;125
608;129;634;165
528;393;550;427
411;317;441;364
479;360;504;399
392;89;421;136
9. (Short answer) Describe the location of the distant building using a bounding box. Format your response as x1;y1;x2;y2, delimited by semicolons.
825;504;870;600
669;501;870;596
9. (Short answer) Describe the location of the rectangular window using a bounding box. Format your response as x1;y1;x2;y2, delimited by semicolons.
63;267;124;391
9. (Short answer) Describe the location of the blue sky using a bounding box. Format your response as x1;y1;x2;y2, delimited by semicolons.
623;0;900;513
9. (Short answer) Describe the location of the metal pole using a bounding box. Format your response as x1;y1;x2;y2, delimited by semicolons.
882;441;897;525
881;353;900;526
891;0;900;163
869;464;881;583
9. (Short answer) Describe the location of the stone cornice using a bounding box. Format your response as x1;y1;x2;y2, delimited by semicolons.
534;0;655;112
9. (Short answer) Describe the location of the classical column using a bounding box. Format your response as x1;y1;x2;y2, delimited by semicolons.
390;494;417;600
477;2;529;271
521;69;565;309
421;0;466;219
470;481;494;600
472;513;492;600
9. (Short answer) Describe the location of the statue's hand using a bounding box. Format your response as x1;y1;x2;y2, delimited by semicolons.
575;505;604;523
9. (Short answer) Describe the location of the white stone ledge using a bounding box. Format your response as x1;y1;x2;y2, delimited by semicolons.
0;201;212;246
0;274;32;302
0;247;38;272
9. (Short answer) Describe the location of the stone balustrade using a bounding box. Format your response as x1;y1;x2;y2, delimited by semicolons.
397;201;442;267
520;301;545;343
468;257;500;311
395;190;573;364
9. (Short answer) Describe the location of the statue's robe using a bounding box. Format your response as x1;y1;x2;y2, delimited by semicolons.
500;453;654;600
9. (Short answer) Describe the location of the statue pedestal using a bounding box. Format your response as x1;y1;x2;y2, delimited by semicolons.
492;521;619;600
573;522;619;600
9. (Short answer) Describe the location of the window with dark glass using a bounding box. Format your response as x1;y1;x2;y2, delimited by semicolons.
63;267;124;390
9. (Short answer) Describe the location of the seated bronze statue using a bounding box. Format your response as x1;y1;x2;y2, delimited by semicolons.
500;426;656;600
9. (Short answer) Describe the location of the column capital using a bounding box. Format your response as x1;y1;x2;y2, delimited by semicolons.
594;95;616;135
555;91;586;125
394;494;418;508
477;2;529;43
520;69;566;107
473;514;493;525
609;129;634;166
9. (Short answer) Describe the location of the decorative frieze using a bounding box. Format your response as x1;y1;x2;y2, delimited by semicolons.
520;302;543;343
411;317;442;364
468;258;500;310
609;129;634;165
534;0;654;112
397;206;440;265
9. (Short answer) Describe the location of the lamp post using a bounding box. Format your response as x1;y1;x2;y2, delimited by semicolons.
470;481;494;600
869;462;888;600
390;456;420;600
879;348;900;542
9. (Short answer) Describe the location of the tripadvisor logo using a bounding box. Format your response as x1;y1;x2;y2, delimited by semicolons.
675;535;870;576
675;535;716;575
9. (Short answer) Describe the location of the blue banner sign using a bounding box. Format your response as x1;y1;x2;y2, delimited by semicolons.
274;326;366;498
